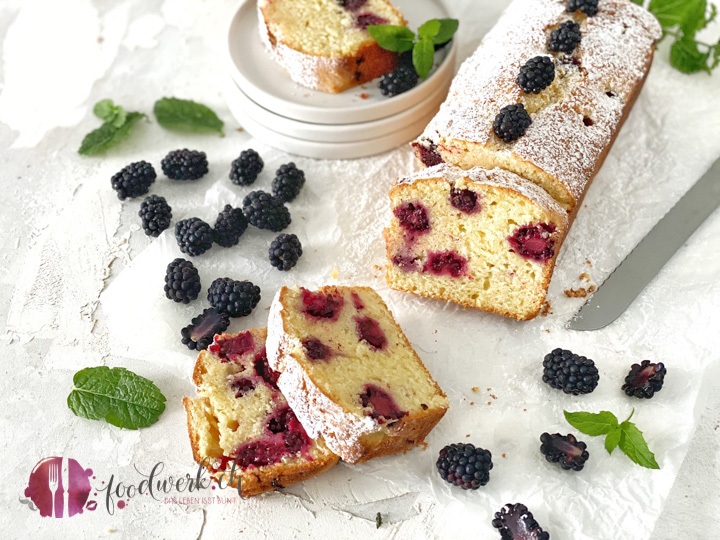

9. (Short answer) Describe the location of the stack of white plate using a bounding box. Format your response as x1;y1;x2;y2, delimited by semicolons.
224;0;457;160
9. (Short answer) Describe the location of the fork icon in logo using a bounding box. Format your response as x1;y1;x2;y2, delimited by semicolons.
23;456;95;518
48;463;59;518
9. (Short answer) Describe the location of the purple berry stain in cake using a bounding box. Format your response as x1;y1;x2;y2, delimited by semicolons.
301;288;344;321
360;384;407;424
355;13;388;30
302;337;332;361
230;377;256;398
355;316;387;350
338;0;367;10
450;188;480;214
423;251;468;277
414;141;444;167
254;350;280;388
210;331;255;363
351;292;365;310
392;253;420;272
394;202;430;236
508;223;556;263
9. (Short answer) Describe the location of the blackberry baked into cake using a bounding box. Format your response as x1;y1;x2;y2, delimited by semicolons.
267;285;449;463
183;328;339;497
384;164;569;320
258;0;406;93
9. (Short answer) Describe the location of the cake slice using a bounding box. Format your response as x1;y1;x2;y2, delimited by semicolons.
384;164;569;320
267;285;449;463
257;0;406;93
183;328;339;497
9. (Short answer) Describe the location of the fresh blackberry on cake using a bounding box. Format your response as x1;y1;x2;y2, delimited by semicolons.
164;258;201;303
568;0;599;17
213;205;248;248
230;148;264;186
493;104;532;143
181;308;230;350
139;195;172;237
436;443;492;490
161;149;208;181
540;432;589;471
379;65;419;97
110;161;156;200
207;277;261;317
548;21;582;54
516;56;555;94
242;190;291;232
492;503;550;540
542;348;599;395
269;233;302;271
271;163;305;202
175;217;214;257
622;360;667;399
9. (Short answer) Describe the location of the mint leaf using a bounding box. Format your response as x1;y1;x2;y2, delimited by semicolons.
648;0;705;30
417;19;440;41
153;97;224;136
605;425;622;454
68;366;166;429
564;410;619;436
670;34;710;73
618;421;660;469
93;99;127;128
433;19;459;45
413;37;435;79
366;24;415;53
78;112;145;156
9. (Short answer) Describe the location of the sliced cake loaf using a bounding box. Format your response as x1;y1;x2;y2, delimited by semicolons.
183;328;339;497
266;285;449;463
258;0;406;93
384;164;569;320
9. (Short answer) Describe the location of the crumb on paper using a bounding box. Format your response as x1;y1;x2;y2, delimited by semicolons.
373;264;383;272
502;453;507;459
564;285;597;298
486;387;491;391
105;529;117;534
465;433;471;438
540;300;552;316
329;267;340;280
360;93;369;99
545;329;551;333
579;272;591;282
523;408;528;412
471;386;479;393
487;401;492;406
490;394;497;400
585;258;593;267
236;127;245;133
469;401;475;406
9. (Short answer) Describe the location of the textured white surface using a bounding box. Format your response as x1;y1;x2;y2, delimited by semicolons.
0;1;719;539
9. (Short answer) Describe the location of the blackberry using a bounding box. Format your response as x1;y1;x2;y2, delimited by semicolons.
269;233;303;271
379;65;419;97
622;360;667;399
229;148;264;186
492;503;550;540
436;443;492;490
271;163;305;202
568;0;599;17
548;21;582;54
540;432;589;471
110;161;156;200
181;308;230;350
207;277;261;317
242;190;291;232
175;217;214;257
138;195;172;237
516;56;555;94
542;348;599;395
161;149;208;181
164;258;201;303
493;104;532;143
213;205;248;248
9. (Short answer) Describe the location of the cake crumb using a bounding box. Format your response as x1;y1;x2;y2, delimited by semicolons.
545;329;551;333
360;93;370;99
490;394;497;400
523;408;528;412
579;272;591;282
329;267;340;280
469;401;475;406
466;433;471;438
236;127;245;133
486;387;491;391
540;300;553;316
564;285;597;298
471;386;479;393
585;258;593;267
487;401;492;405
502;453;507;459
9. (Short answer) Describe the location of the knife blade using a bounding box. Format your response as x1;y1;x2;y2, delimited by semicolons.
568;156;720;331
62;456;70;518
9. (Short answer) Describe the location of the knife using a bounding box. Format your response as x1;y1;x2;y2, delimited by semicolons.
62;457;70;518
568;157;720;331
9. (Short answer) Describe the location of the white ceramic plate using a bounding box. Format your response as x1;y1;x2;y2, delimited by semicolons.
227;0;456;125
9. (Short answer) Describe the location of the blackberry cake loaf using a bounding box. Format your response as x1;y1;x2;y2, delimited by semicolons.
384;164;569;320
413;0;662;212
266;285;449;463
183;328;339;497
258;0;406;93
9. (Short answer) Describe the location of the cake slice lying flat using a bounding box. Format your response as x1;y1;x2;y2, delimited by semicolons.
384;164;569;320
183;328;339;497
267;285;449;464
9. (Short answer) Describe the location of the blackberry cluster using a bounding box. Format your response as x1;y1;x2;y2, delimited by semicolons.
568;0;599;16
213;205;248;248
269;233;303;271
139;195;172;237
242;191;291;232
181;308;230;350
229;148;264;186
161;149;208;181
516;56;556;94
164;258;201;303
272;163;305;202
493;104;532;142
540;432;589;471
492;503;550;540
542;348;599;395
436;443;493;490
379;65;419;97
622;360;667;399
111;161;156;200
207;277;261;317
548;21;582;54
175;217;214;257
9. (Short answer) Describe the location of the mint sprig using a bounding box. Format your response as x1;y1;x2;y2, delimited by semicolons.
153;97;224;136
368;18;459;78
564;409;660;469
68;366;167;430
79;100;146;156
